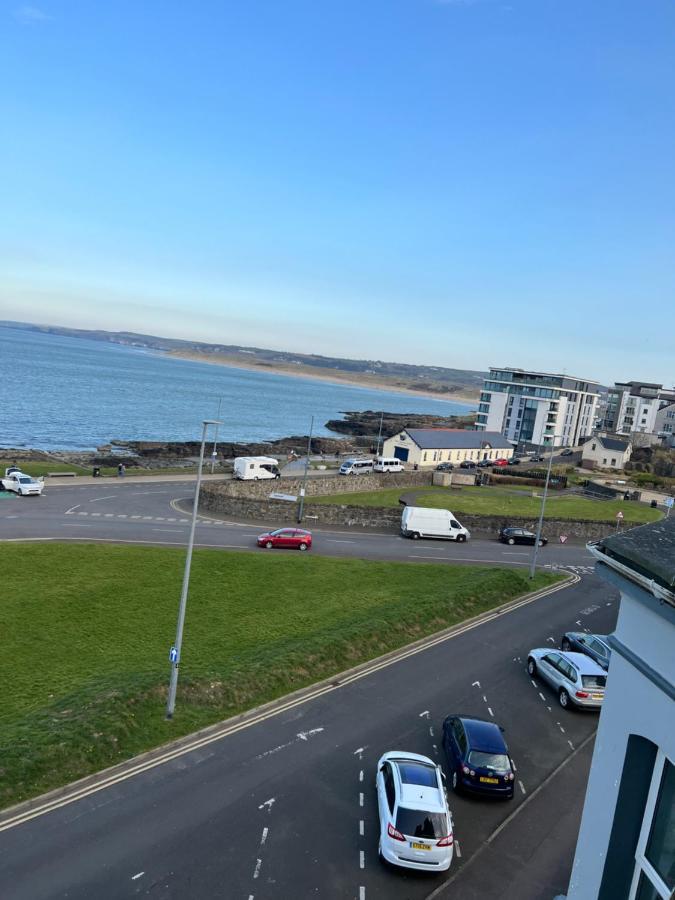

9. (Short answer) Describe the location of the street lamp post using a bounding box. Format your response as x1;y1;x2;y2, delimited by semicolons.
166;419;223;720
529;441;555;580
210;398;223;474
297;415;314;524
376;411;384;457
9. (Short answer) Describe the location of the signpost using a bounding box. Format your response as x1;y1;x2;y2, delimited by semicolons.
665;496;673;518
616;510;624;532
559;535;568;544
169;646;178;664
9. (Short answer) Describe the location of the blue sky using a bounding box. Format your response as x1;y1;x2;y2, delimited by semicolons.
1;1;674;385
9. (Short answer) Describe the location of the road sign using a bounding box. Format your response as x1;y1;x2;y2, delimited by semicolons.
269;492;297;502
665;497;674;508
616;511;624;519
169;646;179;664
559;535;568;544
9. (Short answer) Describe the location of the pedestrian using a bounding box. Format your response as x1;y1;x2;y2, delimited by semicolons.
118;463;125;478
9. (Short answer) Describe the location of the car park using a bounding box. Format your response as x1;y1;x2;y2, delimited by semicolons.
499;527;547;547
442;716;515;799
375;751;453;872
527;649;607;709
460;460;477;469
492;458;509;467
435;462;454;472
257;528;312;550
561;632;612;670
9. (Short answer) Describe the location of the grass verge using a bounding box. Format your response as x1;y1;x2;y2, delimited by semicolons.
0;542;560;810
309;485;662;524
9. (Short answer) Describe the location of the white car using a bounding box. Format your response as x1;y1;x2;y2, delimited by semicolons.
375;751;453;872
1;472;44;496
527;649;607;709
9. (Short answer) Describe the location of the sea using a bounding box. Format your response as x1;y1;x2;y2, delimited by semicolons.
0;326;474;451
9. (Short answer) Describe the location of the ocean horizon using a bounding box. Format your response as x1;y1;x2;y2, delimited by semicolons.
0;326;474;451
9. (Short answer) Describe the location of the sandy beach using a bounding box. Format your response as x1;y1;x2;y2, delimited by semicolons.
169;350;480;408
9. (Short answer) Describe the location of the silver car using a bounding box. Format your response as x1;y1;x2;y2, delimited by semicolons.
527;649;607;710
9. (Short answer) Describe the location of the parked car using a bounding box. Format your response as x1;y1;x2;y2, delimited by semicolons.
561;632;612;670
257;528;312;551
375;751;453;872
460;461;477;469
530;454;545;463
506;458;521;466
492;458;509;467
435;462;454;472
442;716;515;799
560;448;575;457
499;527;547;547
476;459;492;468
527;650;607;709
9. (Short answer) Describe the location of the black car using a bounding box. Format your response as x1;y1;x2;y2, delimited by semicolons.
477;459;493;468
560;448;574;457
561;632;611;670
530;455;545;463
499;526;547;547
442;715;515;798
436;462;454;472
460;460;477;469
506;458;521;466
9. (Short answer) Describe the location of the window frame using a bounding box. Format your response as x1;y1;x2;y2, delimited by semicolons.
629;750;674;899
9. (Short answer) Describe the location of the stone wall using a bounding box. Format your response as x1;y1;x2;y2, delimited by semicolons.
200;482;627;543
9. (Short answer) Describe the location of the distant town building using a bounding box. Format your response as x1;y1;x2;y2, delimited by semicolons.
654;401;675;448
567;517;675;900
581;434;633;471
382;428;514;468
602;381;675;436
475;368;600;448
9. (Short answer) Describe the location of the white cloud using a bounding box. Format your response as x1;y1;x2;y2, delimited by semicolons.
14;5;52;24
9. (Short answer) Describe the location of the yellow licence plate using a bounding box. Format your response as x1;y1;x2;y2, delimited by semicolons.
479;776;499;783
411;842;431;851
591;694;603;700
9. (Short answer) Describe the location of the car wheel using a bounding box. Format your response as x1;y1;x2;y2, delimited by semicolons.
412;532;420;540
265;541;273;549
527;657;537;677
508;537;515;545
298;542;308;551
538;539;545;547
456;534;466;543
559;688;570;709
562;638;571;651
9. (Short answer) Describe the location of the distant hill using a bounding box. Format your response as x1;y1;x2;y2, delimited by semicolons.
0;320;486;399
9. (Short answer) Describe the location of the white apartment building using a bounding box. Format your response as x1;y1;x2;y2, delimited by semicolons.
655;401;675;447
603;381;675;436
475;368;600;448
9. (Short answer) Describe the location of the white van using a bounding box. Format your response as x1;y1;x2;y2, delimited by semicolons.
373;456;405;473
401;506;470;542
339;458;374;476
233;456;280;480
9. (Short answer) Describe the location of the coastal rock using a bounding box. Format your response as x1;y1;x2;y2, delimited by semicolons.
324;410;476;438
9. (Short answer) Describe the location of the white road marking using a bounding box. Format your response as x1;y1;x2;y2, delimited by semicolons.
131;872;144;880
547;637;555;643
65;504;80;513
253;858;262;879
518;780;526;795
104;513;115;517
409;554;452;560
559;724;566;733
152;529;184;533
63;524;92;527
260;826;268;846
502;551;528;555
539;692;546;702
482;695;487;703
90;512;101;517
454;840;461;858
576;620;582;626
360;887;366;900
419;710;430;718
359;820;364;836
432;743;438;754
359;850;365;869
511;760;517;772
472;680;481;688
359;770;363;782
117;514;127;518
89;496;117;503
297;728;324;741
154;517;165;521
354;747;364;758
487;707;494;717
258;798;275;812
429;726;434;737
568;740;575;750
328;539;355;543
130;515;141;519
359;792;364;807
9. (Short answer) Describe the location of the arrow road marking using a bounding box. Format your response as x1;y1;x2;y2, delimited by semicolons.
472;681;481;688
258;798;275;812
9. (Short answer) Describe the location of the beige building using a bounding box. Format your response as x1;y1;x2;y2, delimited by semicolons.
581;434;632;471
382;428;514;468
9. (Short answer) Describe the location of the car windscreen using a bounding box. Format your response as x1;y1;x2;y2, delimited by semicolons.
397;763;437;787
19;477;32;483
581;674;607;689
395;808;446;839
467;751;509;770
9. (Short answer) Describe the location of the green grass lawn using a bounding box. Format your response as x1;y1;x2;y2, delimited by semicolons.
309;485;663;524
0;542;559;809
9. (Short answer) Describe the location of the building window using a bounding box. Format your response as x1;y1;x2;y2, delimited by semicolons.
611;458;617;466
630;752;675;899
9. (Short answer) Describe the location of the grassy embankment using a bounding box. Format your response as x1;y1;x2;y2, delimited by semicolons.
0;542;559;809
309;485;663;524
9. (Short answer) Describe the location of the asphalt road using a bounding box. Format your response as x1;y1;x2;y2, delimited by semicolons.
0;572;617;900
0;479;595;573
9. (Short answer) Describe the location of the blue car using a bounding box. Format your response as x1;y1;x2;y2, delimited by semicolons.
561;632;611;671
442;715;515;799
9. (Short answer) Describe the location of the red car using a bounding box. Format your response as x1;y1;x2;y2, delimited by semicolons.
492;458;509;467
257;528;312;551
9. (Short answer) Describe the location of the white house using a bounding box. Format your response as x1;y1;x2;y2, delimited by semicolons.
381;428;514;468
581;434;632;471
566;517;675;900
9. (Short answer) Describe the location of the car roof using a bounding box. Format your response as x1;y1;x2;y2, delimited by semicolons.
457;716;507;752
559;651;607;675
